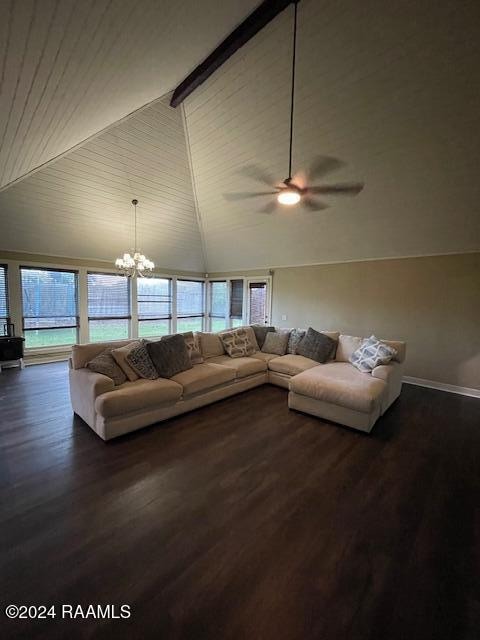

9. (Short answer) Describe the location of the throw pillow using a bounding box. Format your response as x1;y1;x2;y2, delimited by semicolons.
87;349;127;386
147;334;192;378
111;341;141;381
262;330;290;355
287;329;305;354
296;327;336;363
126;341;159;380
220;325;259;352
349;335;398;373
251;325;275;349
220;327;256;358
181;331;204;364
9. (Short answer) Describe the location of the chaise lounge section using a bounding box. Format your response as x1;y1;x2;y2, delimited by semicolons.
69;329;406;440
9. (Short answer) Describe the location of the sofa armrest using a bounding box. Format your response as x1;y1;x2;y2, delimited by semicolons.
372;361;404;412
69;367;115;428
371;362;400;382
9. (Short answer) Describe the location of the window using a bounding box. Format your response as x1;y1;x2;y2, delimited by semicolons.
177;279;204;333
230;279;244;327
20;267;79;348
209;280;227;331
88;273;130;342
138;277;172;338
0;265;9;336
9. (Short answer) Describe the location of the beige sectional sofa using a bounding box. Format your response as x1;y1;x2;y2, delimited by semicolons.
69;330;406;441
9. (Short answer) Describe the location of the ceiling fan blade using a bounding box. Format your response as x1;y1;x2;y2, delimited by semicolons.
302;197;329;212
239;164;276;187
223;191;277;201
307;182;364;196
258;200;278;214
308;155;345;182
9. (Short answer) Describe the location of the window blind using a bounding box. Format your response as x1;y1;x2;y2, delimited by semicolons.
230;279;243;319
138;277;172;319
87;273;130;319
0;265;9;335
177;280;204;317
210;281;227;318
21;267;78;329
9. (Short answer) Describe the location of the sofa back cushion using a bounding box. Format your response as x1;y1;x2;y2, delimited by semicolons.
336;334;406;363
196;332;226;358
335;335;363;362
220;327;257;358
147;334;193;378
381;339;406;363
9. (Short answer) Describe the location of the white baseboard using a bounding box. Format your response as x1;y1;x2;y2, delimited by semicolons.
403;376;480;399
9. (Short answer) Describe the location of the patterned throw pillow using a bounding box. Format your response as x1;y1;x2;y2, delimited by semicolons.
287;329;305;354
181;331;203;364
147;334;192;378
220;328;256;358
349;335;398;373
126;340;159;380
87;349;127;386
296;327;336;363
251;325;275;349
262;330;290;355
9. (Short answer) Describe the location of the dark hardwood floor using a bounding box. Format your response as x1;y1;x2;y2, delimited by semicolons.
0;362;479;640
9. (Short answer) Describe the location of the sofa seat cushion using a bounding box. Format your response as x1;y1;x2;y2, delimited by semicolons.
95;378;183;418
207;355;267;378
268;354;320;376
171;363;236;396
290;362;386;414
250;351;280;363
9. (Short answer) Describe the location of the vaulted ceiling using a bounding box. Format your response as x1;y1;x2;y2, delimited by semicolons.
0;94;204;271
1;0;479;273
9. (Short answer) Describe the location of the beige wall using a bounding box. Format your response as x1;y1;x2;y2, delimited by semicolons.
269;253;480;390
212;252;480;390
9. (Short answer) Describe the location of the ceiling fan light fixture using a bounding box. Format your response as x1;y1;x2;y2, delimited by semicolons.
277;189;301;205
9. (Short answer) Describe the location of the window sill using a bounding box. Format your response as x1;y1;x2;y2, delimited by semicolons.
25;345;73;355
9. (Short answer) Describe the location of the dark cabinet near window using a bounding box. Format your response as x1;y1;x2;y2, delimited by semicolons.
0;336;25;369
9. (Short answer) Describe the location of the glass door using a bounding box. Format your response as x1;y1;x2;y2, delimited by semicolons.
247;278;271;325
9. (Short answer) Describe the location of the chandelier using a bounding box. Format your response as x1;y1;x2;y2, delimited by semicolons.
115;199;154;277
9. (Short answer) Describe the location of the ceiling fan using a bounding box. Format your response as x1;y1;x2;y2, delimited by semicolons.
224;1;364;213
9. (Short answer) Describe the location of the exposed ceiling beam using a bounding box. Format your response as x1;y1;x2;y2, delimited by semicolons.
170;0;295;108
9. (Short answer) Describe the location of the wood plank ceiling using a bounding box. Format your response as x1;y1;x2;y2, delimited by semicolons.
184;0;480;271
0;95;205;272
0;0;258;190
